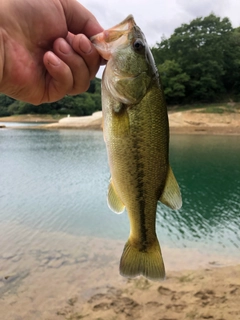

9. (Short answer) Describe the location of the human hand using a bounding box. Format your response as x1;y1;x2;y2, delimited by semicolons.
0;0;103;104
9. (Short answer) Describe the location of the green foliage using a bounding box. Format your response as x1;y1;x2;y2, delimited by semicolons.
157;60;189;103
0;94;15;116
152;14;240;105
0;78;102;117
222;27;240;98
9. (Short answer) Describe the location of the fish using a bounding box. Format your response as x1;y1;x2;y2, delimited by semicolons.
91;15;182;281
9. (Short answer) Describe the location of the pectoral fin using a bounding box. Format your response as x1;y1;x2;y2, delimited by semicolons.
112;107;130;137
160;166;182;210
107;179;125;214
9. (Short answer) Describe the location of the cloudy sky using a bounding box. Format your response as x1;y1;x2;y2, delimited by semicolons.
79;0;240;77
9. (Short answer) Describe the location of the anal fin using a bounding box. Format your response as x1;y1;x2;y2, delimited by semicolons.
159;166;182;210
107;179;125;214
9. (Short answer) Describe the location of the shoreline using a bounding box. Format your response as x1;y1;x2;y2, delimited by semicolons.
0;114;60;123
1;109;240;135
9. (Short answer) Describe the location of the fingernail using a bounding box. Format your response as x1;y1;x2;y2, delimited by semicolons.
59;40;70;54
47;52;60;66
80;35;92;54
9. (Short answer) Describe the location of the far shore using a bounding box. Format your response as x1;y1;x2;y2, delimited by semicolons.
1;108;240;135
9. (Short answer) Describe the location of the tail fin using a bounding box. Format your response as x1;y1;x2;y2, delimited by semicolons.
119;238;165;281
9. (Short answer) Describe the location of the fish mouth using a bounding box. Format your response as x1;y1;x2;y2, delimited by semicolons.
91;15;136;60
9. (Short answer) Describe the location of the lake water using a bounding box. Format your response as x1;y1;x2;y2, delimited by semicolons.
1;128;239;250
0;127;239;319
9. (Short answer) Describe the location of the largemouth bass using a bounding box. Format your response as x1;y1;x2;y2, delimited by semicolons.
91;15;182;280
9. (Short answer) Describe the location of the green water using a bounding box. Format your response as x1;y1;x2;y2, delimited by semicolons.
0;129;239;255
158;134;240;253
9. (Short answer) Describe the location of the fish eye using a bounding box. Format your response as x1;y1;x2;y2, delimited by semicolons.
133;39;144;51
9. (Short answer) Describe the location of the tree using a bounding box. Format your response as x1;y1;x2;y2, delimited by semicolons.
0;78;102;116
152;14;237;104
222;27;240;99
0;94;15;116
157;60;189;104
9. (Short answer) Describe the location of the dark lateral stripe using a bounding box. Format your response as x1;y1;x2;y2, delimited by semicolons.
133;130;148;252
138;198;148;252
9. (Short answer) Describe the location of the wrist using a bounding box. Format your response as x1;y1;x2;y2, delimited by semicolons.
0;30;4;92
0;1;9;93
0;0;20;96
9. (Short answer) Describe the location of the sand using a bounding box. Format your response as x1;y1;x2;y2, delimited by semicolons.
78;265;240;320
168;108;240;135
0;114;60;123
0;222;239;320
42;107;240;135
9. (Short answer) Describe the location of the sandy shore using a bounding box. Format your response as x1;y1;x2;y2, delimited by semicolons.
168;108;240;135
72;265;240;320
0;221;240;320
0;114;60;123
46;108;240;135
1;108;240;134
44;111;103;130
41;109;240;134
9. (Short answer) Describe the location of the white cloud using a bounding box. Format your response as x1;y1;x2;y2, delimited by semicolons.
80;0;240;41
177;0;226;18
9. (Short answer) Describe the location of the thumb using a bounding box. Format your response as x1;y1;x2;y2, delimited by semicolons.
60;0;103;36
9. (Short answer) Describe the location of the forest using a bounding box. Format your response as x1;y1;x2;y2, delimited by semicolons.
152;14;240;105
0;13;239;117
0;78;102;117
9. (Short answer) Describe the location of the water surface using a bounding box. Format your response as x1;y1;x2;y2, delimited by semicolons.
0;129;239;254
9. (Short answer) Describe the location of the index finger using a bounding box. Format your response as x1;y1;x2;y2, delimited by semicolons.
60;0;103;37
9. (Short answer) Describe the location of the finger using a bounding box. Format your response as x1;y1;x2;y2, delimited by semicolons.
60;0;103;37
67;33;101;80
53;37;92;95
43;51;73;102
